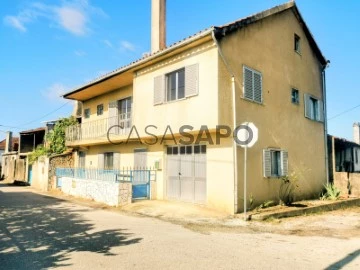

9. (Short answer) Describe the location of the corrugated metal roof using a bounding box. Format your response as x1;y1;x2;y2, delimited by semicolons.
19;127;46;134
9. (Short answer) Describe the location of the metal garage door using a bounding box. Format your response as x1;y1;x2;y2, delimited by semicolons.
166;145;206;204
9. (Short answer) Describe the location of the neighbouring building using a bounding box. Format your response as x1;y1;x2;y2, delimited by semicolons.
0;132;19;180
328;124;360;197
60;1;328;213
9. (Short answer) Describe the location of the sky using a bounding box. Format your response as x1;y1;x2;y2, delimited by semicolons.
0;0;359;141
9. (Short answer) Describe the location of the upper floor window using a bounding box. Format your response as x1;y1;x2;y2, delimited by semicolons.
304;94;324;122
291;88;299;104
166;68;185;102
243;66;262;103
97;104;104;116
294;34;301;54
153;64;199;105
84;108;90;119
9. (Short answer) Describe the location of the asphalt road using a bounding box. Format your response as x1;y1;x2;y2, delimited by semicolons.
0;184;359;270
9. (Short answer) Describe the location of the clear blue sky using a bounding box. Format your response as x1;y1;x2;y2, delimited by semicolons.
0;0;359;141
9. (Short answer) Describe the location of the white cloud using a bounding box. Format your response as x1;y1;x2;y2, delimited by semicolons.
3;0;106;36
103;39;113;48
4;16;27;32
120;40;136;52
74;50;86;56
56;6;87;36
42;83;68;102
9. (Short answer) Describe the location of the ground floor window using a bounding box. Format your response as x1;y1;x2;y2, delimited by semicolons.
263;149;288;178
104;152;114;170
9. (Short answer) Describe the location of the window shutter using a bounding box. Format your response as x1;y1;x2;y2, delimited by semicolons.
281;150;289;176
304;94;311;119
263;149;271;178
244;67;253;100
318;100;324;122
113;153;121;170
98;153;104;169
185;63;199;97
253;72;262;103
108;101;119;134
154;75;165;105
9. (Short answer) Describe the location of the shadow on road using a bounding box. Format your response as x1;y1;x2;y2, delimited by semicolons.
0;186;142;269
325;249;360;270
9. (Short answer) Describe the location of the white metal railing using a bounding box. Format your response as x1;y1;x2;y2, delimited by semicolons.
66;114;131;142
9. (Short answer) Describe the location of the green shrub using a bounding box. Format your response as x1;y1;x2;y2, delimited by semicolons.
321;183;341;200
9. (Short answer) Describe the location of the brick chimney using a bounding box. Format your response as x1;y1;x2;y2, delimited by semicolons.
5;131;12;153
151;0;166;53
353;123;360;144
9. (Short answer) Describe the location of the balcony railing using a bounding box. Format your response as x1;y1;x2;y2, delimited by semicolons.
66;114;131;142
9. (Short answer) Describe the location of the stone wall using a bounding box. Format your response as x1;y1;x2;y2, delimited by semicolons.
60;177;132;206
334;172;360;197
48;153;74;190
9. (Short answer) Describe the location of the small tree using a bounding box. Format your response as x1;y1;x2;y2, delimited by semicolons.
46;116;78;155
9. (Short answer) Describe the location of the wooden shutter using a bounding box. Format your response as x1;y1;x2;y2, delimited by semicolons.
281;150;289;176
244;67;253;100
253;71;262;103
304;94;311;119
113;153;120;170
154;75;165;105
263;149;271;178
318;100;324;122
185;63;199;97
98;153;104;169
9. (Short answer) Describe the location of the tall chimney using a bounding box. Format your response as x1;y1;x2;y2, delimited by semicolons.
5;131;12;153
151;0;166;53
353;123;360;144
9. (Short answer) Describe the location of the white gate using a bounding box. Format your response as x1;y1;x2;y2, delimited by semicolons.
166;145;206;204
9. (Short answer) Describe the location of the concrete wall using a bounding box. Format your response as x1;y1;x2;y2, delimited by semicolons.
31;157;50;191
1;153;18;182
218;9;326;211
133;41;218;137
333;172;360;197
81;85;133;124
61;177;132;206
72;136;235;213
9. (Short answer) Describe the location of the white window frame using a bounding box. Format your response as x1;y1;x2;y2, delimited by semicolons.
304;93;324;122
294;34;301;54
166;68;185;102
243;66;263;104
263;149;288;178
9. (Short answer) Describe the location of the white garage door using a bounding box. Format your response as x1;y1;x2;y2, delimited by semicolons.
166;145;206;204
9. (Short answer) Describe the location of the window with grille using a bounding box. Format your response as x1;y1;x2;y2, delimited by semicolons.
243;66;262;103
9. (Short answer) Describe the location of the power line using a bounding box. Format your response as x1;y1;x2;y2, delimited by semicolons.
328;103;360;121
16;101;72;128
0;101;72;131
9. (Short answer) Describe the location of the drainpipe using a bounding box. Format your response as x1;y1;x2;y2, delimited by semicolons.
211;31;238;214
322;61;330;185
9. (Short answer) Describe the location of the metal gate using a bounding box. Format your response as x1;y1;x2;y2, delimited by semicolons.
133;149;149;199
166;145;207;203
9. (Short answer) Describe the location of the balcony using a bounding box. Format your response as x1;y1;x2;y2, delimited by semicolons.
66;114;131;145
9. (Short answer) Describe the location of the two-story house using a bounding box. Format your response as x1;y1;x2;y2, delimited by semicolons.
62;1;328;214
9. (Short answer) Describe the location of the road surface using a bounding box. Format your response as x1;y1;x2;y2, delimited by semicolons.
0;184;359;269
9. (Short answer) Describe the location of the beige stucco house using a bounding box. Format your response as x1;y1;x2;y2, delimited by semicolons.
61;1;328;214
